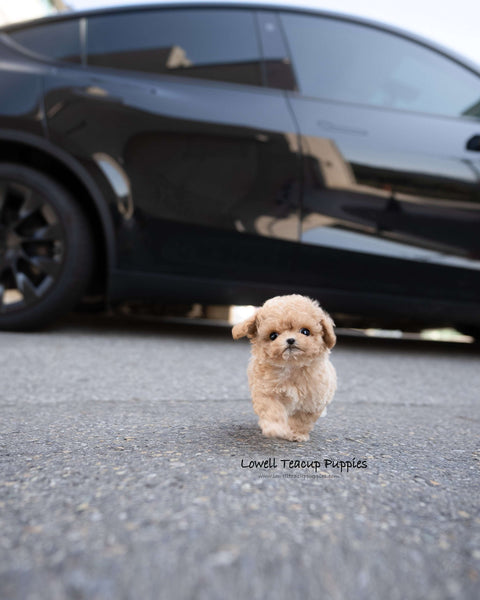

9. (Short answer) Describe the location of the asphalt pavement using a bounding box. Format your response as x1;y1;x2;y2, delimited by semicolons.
1;313;479;600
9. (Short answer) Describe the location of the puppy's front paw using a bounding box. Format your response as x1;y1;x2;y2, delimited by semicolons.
289;432;310;442
260;421;290;439
260;421;309;442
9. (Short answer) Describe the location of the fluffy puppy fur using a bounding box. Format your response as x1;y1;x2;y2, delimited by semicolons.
232;295;336;442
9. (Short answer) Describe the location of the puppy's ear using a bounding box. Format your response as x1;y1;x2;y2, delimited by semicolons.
232;312;258;340
321;312;336;349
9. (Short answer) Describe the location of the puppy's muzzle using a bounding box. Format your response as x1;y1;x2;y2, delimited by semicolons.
284;338;302;355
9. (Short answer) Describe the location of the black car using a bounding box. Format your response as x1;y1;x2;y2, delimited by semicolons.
1;1;480;333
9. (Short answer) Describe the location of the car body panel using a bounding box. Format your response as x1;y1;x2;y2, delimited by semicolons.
288;96;480;301
42;67;302;281
0;40;45;137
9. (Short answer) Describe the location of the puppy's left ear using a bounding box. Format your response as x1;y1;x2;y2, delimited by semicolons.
232;311;258;340
321;312;336;349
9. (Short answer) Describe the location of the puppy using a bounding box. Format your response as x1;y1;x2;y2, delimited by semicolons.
232;294;336;442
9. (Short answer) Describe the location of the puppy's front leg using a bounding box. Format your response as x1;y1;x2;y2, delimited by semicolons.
253;395;296;441
288;411;320;442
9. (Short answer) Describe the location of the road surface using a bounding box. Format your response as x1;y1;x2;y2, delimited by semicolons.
1;314;479;599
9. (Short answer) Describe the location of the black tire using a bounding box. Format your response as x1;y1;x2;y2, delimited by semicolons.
0;163;93;331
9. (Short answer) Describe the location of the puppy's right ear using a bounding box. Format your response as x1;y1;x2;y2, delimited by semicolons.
232;311;258;340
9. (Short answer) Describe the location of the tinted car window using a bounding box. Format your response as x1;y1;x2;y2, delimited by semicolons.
281;13;480;119
7;19;81;63
87;9;262;87
257;11;296;91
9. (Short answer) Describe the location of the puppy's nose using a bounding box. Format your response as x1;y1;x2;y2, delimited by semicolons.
286;338;296;345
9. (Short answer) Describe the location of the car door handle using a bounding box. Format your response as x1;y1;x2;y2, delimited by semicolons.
466;135;480;151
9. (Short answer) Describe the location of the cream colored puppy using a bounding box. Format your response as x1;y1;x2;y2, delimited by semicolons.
232;294;336;442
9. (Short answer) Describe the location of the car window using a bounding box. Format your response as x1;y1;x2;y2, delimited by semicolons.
257;11;296;91
281;13;480;119
87;8;262;87
6;19;81;64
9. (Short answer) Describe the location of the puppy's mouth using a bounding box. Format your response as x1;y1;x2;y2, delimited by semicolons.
283;345;303;357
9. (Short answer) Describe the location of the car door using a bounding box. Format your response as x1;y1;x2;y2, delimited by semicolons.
41;7;301;301
279;11;480;317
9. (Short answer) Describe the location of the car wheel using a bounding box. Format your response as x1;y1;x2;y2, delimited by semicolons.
0;163;93;331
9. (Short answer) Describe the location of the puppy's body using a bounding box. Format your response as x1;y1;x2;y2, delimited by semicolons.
233;295;336;442
248;353;336;441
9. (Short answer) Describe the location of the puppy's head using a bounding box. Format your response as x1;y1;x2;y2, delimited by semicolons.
232;294;335;364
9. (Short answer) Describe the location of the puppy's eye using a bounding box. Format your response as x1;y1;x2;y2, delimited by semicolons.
269;332;278;341
300;328;310;336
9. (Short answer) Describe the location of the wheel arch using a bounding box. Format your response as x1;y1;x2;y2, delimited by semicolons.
0;129;116;298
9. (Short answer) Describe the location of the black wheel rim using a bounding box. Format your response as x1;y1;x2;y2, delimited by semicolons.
0;180;65;314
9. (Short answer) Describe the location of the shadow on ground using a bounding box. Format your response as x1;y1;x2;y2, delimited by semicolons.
53;311;480;357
